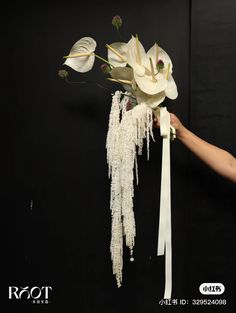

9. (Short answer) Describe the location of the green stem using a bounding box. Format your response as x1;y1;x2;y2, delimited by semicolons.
117;28;123;41
94;54;113;68
65;77;108;90
65;77;86;84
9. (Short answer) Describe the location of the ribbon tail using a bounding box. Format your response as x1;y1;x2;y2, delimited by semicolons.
157;107;172;299
164;239;172;299
157;135;169;256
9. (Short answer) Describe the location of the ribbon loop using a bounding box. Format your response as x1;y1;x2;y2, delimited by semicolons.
159;107;170;138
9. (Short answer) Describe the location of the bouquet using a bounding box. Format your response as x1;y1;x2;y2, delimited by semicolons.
60;15;178;299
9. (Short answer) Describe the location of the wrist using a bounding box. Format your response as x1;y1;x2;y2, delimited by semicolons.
176;125;189;140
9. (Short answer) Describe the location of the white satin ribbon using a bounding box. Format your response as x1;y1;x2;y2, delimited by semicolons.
157;107;172;299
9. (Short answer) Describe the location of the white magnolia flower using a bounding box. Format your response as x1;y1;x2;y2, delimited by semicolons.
64;37;97;73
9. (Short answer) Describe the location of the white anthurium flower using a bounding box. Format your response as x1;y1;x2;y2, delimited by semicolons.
107;42;127;67
153;45;178;99
134;70;167;96
134;87;166;108
64;37;97;73
126;36;168;95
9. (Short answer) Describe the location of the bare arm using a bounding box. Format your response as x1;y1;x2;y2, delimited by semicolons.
154;114;236;183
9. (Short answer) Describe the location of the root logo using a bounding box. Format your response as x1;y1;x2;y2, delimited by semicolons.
8;286;52;304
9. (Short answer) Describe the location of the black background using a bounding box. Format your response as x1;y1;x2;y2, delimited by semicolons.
1;0;236;312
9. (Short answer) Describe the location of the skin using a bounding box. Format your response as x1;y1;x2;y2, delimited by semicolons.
154;114;236;183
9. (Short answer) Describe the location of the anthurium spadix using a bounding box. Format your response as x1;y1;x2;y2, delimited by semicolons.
64;37;97;73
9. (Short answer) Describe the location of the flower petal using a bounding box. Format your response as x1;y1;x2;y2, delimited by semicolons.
126;36;148;68
110;67;133;81
134;71;167;95
64;54;95;73
165;75;178;99
146;43;158;67
64;37;96;73
67;37;96;54
158;46;173;73
107;42;127;67
110;67;134;92
133;64;146;76
148;92;166;108
135;88;166;108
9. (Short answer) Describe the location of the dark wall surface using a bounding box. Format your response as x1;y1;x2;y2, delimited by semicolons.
189;1;236;312
1;0;235;312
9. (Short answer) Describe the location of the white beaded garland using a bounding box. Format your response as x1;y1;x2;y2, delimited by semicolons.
106;91;154;288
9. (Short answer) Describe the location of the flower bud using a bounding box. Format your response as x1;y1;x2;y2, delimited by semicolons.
58;69;68;79
112;15;122;30
100;63;110;74
126;100;132;111
126;97;137;111
157;60;164;71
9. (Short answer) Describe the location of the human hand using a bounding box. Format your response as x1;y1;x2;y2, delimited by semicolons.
153;113;187;139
